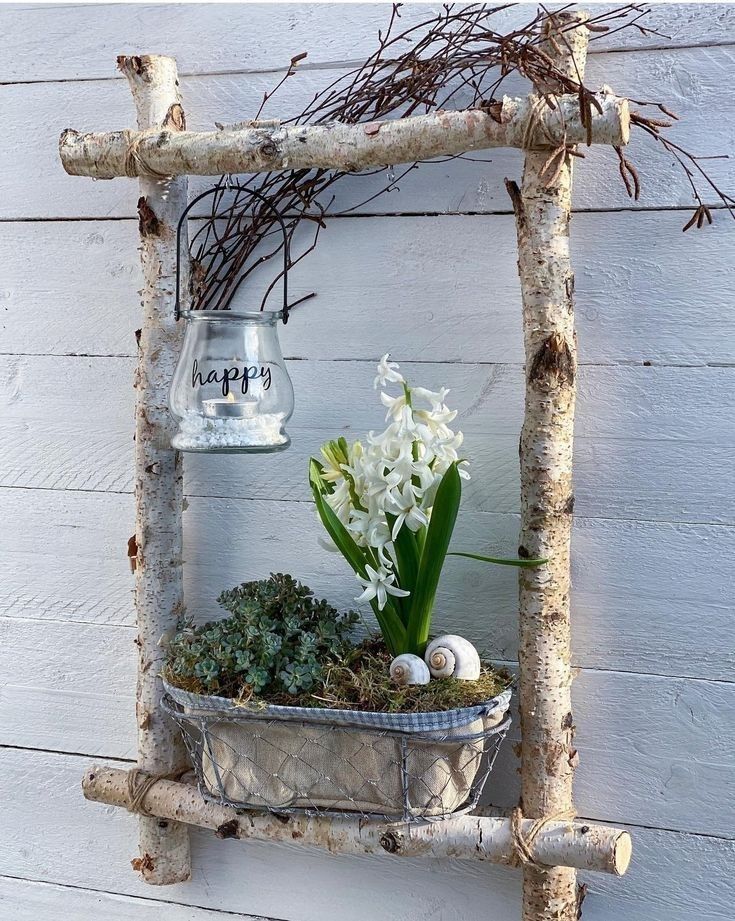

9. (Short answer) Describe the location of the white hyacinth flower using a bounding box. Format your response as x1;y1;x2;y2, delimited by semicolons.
380;389;409;423
355;564;410;610
412;385;451;409
316;356;470;595
374;353;405;389
325;478;352;525
387;442;417;484
413;404;458;432
386;481;429;539
366;464;402;509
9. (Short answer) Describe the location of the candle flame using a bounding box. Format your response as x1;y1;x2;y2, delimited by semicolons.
226;392;235;403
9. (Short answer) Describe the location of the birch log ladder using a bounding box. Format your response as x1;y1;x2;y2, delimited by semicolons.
508;13;590;921
58;11;633;921
121;54;191;885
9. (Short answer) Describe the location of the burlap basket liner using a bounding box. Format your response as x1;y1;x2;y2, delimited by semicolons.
165;683;511;819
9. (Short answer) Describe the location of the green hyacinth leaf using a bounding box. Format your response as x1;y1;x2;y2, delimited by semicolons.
405;462;461;655
449;551;548;567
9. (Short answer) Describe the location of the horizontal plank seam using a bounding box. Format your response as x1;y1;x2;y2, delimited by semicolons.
491;660;735;688
481;813;735;844
0;742;136;762
2;482;735;531
0;873;282;921
4;628;733;684
2;39;734;87
2;352;735;371
0;614;137;629
1;741;733;844
1;204;734;223
6;609;731;675
2;485;735;535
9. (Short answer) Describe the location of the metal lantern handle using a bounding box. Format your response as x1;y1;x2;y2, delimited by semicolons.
175;181;291;323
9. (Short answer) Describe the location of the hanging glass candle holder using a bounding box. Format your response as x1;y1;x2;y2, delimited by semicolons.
169;187;294;454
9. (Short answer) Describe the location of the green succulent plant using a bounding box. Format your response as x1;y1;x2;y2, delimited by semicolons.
165;573;359;698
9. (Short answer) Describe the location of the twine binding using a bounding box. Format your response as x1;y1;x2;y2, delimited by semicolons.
127;767;188;816
122;128;172;180
510;805;576;868
520;93;565;150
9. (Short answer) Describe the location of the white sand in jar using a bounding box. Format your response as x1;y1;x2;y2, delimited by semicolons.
172;411;288;451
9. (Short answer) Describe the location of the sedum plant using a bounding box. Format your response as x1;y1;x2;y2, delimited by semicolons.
166;573;358;697
310;355;543;658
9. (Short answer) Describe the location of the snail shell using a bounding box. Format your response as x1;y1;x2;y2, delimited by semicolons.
390;653;431;686
425;635;481;681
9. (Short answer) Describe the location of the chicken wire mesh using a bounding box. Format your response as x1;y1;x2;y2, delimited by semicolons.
163;683;511;823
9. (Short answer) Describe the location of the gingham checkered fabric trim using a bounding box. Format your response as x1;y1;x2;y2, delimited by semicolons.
163;680;512;732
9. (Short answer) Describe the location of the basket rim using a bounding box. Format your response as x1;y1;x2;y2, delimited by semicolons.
163;679;512;732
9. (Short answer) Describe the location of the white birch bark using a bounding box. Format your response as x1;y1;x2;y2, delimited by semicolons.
508;12;592;921
121;53;191;885
82;766;632;876
59;91;629;179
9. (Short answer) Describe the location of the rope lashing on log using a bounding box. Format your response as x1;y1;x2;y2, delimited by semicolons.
509;806;577;869
122;128;173;180
520;94;565;150
126;768;189;816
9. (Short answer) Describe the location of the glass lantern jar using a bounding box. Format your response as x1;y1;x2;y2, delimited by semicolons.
170;310;294;453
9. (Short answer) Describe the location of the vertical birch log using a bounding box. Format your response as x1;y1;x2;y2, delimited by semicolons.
508;13;589;921
119;54;191;885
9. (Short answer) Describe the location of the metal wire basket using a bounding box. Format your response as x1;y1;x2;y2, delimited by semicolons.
163;682;511;823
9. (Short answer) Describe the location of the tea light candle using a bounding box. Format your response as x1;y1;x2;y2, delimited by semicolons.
201;396;258;419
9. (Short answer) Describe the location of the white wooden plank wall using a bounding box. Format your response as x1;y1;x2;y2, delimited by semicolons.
1;4;733;920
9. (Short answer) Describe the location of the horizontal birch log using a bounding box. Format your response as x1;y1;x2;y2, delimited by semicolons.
59;91;629;179
82;765;632;876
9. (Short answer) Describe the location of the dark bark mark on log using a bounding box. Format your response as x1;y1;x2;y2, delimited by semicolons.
545;741;568;775
480;98;504;123
576;882;588;919
379;831;401;853
163;103;186;132
504;178;526;227
127;534;138;572
137;197;161;237
258;138;280;159
131;852;155;873
118;55;147;77
528;333;575;387
564;494;575;515
215;819;240;839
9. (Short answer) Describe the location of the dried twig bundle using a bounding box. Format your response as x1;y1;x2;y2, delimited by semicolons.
187;3;733;312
